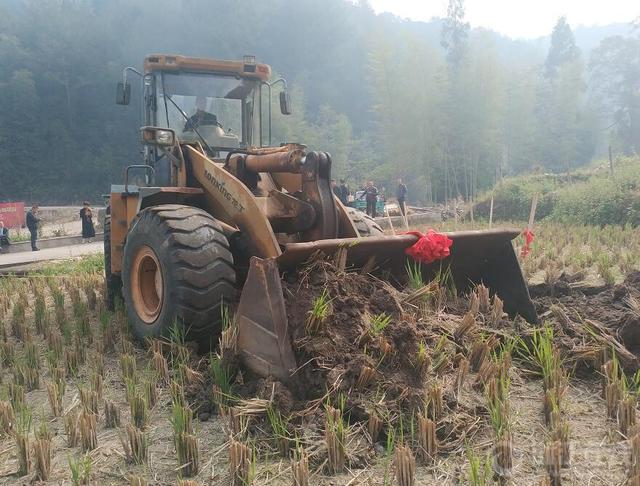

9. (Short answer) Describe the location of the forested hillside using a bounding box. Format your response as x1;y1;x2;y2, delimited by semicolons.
0;0;638;204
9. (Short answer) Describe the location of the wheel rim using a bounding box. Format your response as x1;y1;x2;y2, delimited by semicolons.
131;245;163;324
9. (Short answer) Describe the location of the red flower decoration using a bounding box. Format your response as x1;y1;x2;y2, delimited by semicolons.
405;230;453;264
521;228;535;257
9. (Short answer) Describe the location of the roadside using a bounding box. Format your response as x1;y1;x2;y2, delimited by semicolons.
5;206;105;242
0;242;103;272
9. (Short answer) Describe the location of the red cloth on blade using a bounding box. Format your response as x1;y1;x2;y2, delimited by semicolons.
521;228;535;257
405;230;453;264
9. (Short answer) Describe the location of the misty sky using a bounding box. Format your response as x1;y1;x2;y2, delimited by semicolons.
368;0;639;38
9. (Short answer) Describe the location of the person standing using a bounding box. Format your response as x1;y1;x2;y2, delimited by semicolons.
331;179;340;198
0;221;10;252
338;179;349;205
80;201;96;243
396;178;408;216
364;181;379;218
26;205;40;251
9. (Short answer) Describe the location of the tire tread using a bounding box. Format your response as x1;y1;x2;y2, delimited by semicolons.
122;204;236;343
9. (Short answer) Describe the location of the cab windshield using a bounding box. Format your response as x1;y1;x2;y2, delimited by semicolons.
156;72;261;149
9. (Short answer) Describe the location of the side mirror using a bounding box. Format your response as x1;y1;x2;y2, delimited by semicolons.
116;81;131;105
279;90;292;115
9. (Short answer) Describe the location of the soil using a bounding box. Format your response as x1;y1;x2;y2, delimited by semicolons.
533;270;640;355
0;261;637;485
282;262;427;407
232;259;634;484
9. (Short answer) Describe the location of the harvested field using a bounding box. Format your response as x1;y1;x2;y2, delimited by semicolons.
1;224;640;485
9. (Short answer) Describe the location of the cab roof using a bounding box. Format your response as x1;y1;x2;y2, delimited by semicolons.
144;54;271;81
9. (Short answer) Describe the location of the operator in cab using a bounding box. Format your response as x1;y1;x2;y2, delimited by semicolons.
184;96;219;131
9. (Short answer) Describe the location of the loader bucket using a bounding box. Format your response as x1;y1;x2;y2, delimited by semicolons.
235;257;297;382
236;229;537;381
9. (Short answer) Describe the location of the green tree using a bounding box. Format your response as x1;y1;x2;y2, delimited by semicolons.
590;35;640;154
535;17;594;172
441;0;470;70
545;17;580;79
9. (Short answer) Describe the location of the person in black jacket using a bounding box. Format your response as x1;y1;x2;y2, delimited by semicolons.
364;181;379;218
80;201;96;243
396;178;408;216
26;205;40;251
0;221;10;252
338;179;349;205
331;179;340;198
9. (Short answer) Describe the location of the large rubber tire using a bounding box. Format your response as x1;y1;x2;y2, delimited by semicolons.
345;207;384;237
104;214;122;311
121;204;236;346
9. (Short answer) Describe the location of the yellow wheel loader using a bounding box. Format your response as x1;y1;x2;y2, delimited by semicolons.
107;54;537;382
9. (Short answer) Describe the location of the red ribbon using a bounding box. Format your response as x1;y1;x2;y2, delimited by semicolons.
521;228;535;257
405;230;453;264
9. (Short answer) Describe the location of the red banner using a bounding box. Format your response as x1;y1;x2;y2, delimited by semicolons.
0;202;25;228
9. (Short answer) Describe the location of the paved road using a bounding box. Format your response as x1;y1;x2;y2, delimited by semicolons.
0;242;103;270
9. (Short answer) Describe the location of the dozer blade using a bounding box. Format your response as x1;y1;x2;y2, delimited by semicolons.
236;257;297;382
236;229;537;381
277;229;537;324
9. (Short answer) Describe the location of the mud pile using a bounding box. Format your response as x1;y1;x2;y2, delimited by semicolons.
282;261;429;409
231;260;515;459
192;260;485;424
534;271;640;358
239;259;507;428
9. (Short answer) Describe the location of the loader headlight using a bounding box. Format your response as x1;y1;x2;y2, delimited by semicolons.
140;127;176;146
155;129;175;145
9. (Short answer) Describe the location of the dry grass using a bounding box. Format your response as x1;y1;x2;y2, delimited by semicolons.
0;400;14;435
367;411;383;444
64;409;79;447
122;424;148;465
356;365;376;390
417;414;437;463
152;350;170;384
171;402;199;477
0;236;639;484
128;475;148;486
33;423;52;481
46;382;63;417
79;386;98;415
228;438;253;486
14;405;32;477
325;405;346;474
544;440;562;486
104;399;121;428
129;392;149;429
292;447;309;486
394;444;416;486
79;410;97;451
631;432;640;481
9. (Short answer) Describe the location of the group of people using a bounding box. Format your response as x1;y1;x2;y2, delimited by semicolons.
1;177;406;253
331;179;350;205
0;202;96;253
331;178;408;219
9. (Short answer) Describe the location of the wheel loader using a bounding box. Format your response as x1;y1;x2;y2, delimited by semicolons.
107;54;537;382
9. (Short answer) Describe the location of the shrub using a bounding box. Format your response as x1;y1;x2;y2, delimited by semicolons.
473;175;560;221
473;156;640;226
551;159;640;226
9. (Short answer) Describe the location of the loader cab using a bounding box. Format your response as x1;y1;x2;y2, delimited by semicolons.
148;71;260;151
116;54;291;186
